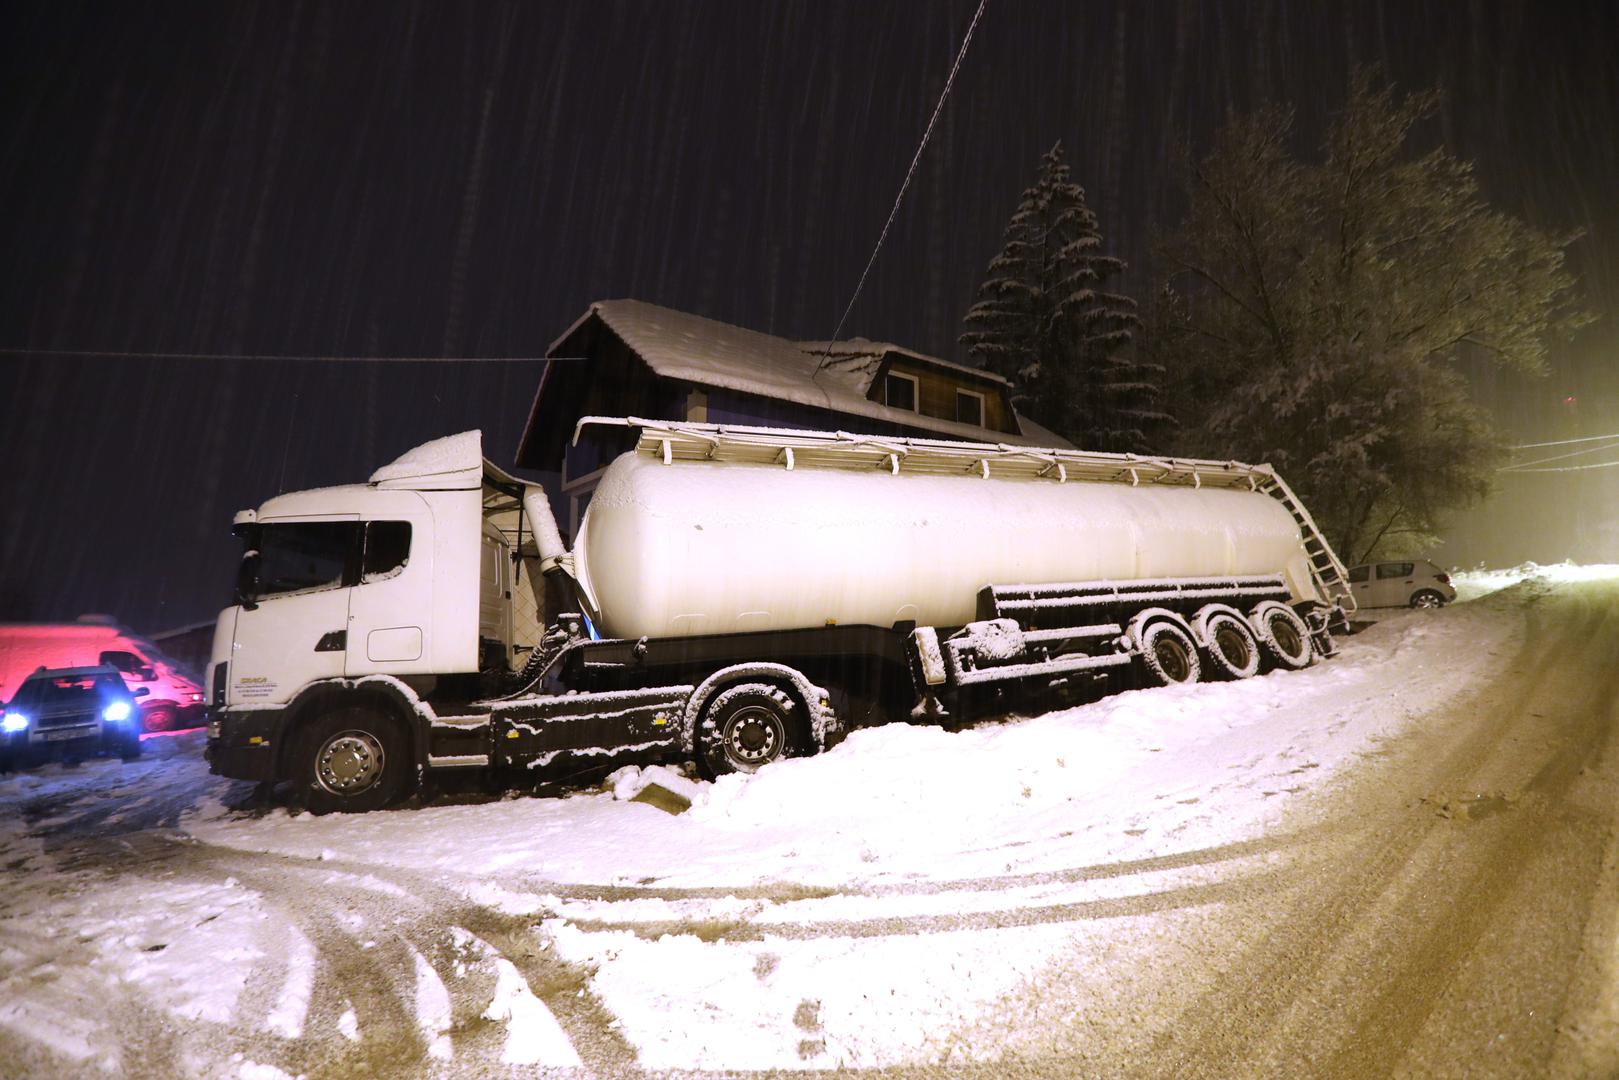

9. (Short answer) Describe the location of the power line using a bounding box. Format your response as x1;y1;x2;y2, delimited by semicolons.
1500;457;1619;474
1502;435;1619;470
0;346;569;363
816;0;989;374
1509;431;1619;450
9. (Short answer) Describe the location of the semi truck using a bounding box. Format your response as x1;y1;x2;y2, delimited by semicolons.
205;417;1355;812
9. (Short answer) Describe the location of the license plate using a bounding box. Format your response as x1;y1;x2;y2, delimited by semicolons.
42;729;91;742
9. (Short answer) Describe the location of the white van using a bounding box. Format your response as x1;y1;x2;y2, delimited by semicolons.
0;619;206;731
1346;561;1458;609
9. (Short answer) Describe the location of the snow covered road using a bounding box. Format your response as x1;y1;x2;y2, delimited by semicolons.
3;568;1618;1077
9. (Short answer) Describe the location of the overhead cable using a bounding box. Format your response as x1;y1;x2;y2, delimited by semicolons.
1500;457;1619;474
0;347;569;363
816;0;989;374
1509;431;1619;450
1502;436;1619;470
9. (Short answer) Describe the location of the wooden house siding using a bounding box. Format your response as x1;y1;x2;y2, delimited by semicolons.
871;356;1015;434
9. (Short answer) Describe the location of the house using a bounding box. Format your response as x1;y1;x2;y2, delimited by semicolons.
515;299;1071;535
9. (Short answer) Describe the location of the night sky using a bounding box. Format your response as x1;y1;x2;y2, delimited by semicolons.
2;1;1616;633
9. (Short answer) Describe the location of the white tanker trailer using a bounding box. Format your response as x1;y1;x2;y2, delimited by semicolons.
206;417;1355;812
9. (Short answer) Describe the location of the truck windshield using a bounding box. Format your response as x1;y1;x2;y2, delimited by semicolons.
237;522;359;602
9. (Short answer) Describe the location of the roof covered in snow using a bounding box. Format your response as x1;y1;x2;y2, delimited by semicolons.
517;300;1065;469
369;430;485;489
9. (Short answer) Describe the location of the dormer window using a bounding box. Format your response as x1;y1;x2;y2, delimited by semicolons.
956;388;985;427
884;371;919;412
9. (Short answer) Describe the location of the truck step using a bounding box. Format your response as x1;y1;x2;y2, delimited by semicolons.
427;753;491;768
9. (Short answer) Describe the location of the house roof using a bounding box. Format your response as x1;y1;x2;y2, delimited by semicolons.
519;300;1059;466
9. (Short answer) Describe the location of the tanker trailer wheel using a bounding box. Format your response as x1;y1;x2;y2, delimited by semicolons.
1137;622;1201;687
1200;611;1261;680
1251;602;1314;671
294;705;412;814
698;683;796;778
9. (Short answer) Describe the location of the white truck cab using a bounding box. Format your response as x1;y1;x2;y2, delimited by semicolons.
207;432;569;809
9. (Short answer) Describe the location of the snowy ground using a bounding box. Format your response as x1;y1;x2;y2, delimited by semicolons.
2;565;1617;1077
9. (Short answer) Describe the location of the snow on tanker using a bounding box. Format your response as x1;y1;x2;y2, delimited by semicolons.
206;417;1355;812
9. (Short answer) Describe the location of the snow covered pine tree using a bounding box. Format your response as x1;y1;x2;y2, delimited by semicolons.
960;142;1158;451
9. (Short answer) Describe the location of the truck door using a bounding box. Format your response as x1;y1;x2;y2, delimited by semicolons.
229;518;358;706
345;518;430;675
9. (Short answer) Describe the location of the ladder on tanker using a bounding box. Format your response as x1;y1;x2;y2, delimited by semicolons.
575;416;1356;615
1248;473;1355;615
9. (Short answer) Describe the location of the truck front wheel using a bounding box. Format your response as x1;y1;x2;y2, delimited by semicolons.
294;706;412;814
698;683;796;778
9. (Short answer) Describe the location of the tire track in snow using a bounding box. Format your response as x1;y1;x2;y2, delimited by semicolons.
546;864;1300;942
1134;583;1619;1078
190;844;641;1076
216;865;434;1078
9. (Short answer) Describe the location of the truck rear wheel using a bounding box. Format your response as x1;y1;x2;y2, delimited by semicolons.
1138;622;1200;687
294;705;412;814
698;683;796;778
1252;603;1313;671
1201;612;1261;680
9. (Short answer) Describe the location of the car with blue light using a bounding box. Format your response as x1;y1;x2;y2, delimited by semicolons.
0;665;145;771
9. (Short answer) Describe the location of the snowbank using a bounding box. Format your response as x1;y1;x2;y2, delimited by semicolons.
1451;560;1619;602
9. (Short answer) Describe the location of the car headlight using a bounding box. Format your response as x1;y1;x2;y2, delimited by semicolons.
103;701;133;723
1;712;28;733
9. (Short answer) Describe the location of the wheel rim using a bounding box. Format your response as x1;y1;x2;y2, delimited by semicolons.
315;730;386;795
1154;635;1193;682
1214;623;1253;670
1270;616;1304;659
1413;592;1441;609
724;705;782;766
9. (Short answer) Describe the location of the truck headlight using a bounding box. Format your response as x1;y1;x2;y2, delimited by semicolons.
1;712;28;733
103;701;133;723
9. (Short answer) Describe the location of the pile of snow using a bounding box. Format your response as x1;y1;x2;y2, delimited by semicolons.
1451;560;1619;602
605;763;705;805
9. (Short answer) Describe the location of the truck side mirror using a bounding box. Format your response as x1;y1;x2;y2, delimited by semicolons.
133;687;150;698
236;555;261;611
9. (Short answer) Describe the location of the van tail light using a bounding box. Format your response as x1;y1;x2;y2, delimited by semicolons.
1437;573;1451;585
